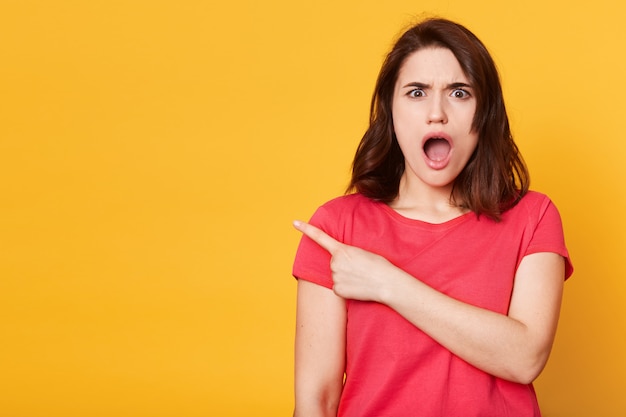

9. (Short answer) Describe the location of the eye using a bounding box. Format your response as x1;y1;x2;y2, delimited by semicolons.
451;89;471;99
407;89;425;98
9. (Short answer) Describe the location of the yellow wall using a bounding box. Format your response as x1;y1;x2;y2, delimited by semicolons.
1;1;624;416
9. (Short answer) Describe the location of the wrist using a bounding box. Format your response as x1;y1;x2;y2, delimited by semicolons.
378;267;411;305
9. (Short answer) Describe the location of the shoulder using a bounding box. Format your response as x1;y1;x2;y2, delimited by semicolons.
308;193;384;242
510;191;573;278
503;190;567;243
505;190;559;220
497;190;567;238
317;193;377;214
517;190;551;207
312;193;381;225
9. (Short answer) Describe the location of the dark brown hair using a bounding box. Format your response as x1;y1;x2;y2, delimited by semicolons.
348;18;529;221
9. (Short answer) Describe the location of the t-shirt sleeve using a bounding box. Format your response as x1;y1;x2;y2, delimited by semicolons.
292;205;335;289
525;196;574;279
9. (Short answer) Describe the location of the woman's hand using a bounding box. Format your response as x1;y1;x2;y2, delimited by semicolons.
293;220;565;383
293;220;396;302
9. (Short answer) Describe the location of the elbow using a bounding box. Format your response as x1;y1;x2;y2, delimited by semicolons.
507;365;543;385
294;382;342;417
503;350;551;385
294;398;340;417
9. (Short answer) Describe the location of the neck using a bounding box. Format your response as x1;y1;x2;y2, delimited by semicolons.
388;174;467;223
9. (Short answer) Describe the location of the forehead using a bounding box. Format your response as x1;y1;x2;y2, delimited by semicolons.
396;47;468;83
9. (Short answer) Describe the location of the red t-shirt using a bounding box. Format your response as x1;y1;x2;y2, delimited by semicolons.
293;191;573;417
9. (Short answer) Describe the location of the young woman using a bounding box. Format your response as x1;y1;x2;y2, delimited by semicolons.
292;18;573;417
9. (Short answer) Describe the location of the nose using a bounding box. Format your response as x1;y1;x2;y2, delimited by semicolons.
427;95;448;124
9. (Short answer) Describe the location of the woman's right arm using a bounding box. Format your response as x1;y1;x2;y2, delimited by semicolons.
294;279;346;417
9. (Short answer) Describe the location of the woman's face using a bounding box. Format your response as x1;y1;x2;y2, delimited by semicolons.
392;47;478;193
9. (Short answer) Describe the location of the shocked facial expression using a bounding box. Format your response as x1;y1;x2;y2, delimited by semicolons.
392;47;479;192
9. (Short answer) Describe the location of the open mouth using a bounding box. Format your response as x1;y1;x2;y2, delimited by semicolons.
423;137;451;162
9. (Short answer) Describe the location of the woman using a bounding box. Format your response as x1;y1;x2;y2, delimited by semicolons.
292;18;573;417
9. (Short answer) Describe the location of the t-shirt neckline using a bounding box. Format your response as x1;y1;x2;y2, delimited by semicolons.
377;200;474;230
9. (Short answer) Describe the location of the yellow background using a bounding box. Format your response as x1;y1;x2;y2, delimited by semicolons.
1;1;624;416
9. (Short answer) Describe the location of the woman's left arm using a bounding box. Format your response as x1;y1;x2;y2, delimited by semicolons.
293;220;565;384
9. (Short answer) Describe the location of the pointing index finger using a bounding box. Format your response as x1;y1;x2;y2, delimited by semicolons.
293;220;342;254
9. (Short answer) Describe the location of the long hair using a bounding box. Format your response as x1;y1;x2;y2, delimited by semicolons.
348;18;529;221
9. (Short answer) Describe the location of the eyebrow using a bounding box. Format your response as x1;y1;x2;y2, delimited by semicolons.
402;82;473;89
